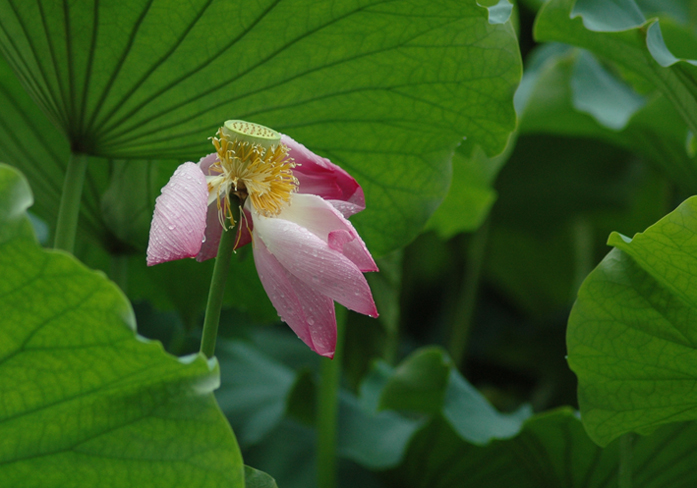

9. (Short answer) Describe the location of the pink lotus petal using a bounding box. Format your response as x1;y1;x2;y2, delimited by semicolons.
235;208;253;249
328;200;364;218
279;194;377;272
253;210;378;317
195;203;223;262
197;152;219;175
253;236;336;358
196;180;253;261
147;162;208;266
282;134;365;210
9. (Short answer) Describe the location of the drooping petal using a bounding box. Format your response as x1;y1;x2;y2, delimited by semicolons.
327;200;365;218
282;134;365;210
253;210;378;318
195;203;223;262
196;201;253;261
277;194;377;272
197;152;219;175
253;235;337;358
147;162;208;266
235;208;253;249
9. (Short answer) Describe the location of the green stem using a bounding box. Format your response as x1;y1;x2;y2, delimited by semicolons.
317;307;347;488
448;219;490;368
200;203;240;359
54;152;88;253
619;433;633;488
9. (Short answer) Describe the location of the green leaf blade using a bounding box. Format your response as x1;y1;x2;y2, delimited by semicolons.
0;163;244;487
568;196;697;446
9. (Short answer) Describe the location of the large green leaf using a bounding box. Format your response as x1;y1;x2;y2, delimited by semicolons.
568;196;697;446
534;0;697;138
0;55;184;254
0;0;521;254
0;55;109;243
0;163;244;486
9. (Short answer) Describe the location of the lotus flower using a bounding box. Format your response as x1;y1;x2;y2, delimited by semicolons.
147;120;378;357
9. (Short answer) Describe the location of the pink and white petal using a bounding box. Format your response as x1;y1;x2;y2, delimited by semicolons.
147;162;208;266
281;134;364;209
279;194;377;272
195;203;223;262
328;199;364;218
328;230;378;272
197;152;219;175
253;235;337;358
254;211;378;318
235;208;253;249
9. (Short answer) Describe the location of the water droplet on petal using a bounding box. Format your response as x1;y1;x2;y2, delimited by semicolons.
168;224;176;230
307;317;315;325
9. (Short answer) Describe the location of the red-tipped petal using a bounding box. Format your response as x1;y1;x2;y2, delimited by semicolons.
282;134;365;210
253;236;336;358
147;162;208;266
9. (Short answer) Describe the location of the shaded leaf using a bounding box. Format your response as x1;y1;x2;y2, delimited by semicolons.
216;339;297;447
244;466;279;488
382;409;697;488
426;140;511;238
534;0;697;138
519;45;697;191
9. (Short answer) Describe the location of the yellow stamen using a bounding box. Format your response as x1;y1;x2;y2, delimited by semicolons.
207;120;298;228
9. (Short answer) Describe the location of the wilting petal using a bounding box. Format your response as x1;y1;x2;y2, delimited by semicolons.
277;194;377;272
235;208;253;249
253;210;378;317
147;162;208;266
327;200;365;218
197;152;219;175
195;203;223;262
196;203;253;261
253;236;337;358
282;134;365;210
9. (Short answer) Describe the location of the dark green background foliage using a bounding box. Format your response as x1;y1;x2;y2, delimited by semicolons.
3;0;697;486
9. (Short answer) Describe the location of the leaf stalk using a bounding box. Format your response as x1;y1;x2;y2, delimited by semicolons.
54;152;88;253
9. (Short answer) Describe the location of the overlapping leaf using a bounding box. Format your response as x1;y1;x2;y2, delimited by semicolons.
355;350;697;487
0;163;244;486
535;0;697;140
518;43;697;192
213;335;697;487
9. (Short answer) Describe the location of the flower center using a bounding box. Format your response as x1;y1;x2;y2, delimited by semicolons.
209;120;297;225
